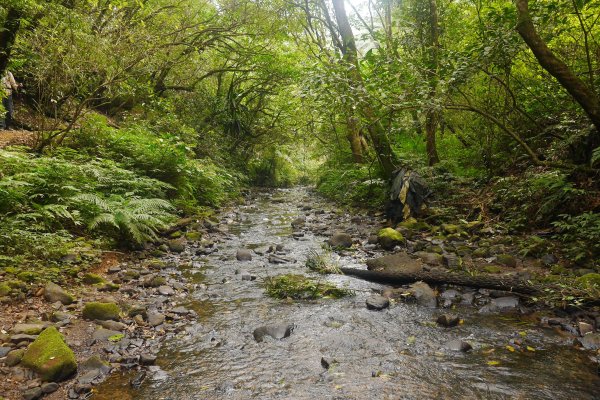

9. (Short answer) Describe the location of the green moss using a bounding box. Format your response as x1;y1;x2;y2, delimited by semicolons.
0;283;10;296
496;254;517;268
20;327;77;382
7;280;26;289
82;273;105;284
265;274;353;300
576;273;600;287
441;224;461;234
472;247;489;258
17;271;38;283
398;218;430;231
483;265;502;274
378;228;405;242
550;265;568;275
185;231;202;241
82;302;121;321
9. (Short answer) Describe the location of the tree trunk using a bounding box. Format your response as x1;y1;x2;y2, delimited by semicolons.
0;7;22;76
425;0;440;166
340;267;543;295
346;115;364;163
515;0;600;151
331;0;397;177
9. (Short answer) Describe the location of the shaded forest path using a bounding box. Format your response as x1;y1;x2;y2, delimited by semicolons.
92;187;600;399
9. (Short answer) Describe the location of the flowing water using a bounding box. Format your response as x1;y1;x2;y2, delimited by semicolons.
93;188;600;399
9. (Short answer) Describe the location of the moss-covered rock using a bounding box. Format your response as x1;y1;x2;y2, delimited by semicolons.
82;302;120;321
577;273;600;287
378;228;405;250
17;271;38;283
483;265;502;274
441;224;461;234
44;282;75;305
20;327;77;382
496;254;517;268
397;218;430;232
0;283;10;297
5;348;25;366
472;247;489;258
185;231;202;241
82;273;105;285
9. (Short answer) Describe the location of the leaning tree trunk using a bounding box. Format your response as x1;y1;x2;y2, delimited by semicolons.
340;267;543;295
331;0;397;177
425;0;440;166
516;0;600;156
0;7;22;76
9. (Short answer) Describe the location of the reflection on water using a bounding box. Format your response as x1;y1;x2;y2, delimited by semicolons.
93;188;600;400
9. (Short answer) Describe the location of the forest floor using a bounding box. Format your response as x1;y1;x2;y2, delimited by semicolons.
0;129;34;148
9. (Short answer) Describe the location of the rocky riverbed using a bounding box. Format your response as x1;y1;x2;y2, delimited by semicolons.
1;187;599;399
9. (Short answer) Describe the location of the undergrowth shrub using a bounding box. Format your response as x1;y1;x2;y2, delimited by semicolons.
317;163;387;208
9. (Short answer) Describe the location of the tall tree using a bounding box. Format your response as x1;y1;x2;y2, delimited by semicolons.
330;0;397;176
515;0;600;160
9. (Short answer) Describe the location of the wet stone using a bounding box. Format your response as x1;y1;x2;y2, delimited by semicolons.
444;339;472;352
253;324;294;342
41;382;59;394
491;296;519;310
437;314;460;328
580;333;600;350
140;353;157;365
0;346;12;357
236;249;253;261
22;387;43;400
578;321;594;336
158;285;175;296
366;295;390;311
147;312;166;327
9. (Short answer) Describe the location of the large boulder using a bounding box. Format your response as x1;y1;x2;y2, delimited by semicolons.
21;327;77;382
82;302;120;321
43;282;75;305
327;232;353;248
366;252;422;273
377;228;404;250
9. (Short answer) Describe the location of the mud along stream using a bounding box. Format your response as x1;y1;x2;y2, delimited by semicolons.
92;188;600;399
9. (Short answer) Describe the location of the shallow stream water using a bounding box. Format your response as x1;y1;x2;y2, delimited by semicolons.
93;188;600;399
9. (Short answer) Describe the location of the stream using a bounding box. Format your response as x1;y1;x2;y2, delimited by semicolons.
92;187;600;399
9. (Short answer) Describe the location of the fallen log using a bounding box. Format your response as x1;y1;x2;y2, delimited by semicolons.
339;267;543;295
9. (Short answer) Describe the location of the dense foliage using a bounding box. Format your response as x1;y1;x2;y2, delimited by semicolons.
0;0;598;273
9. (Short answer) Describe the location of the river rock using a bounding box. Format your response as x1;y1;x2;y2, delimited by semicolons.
92;328;122;342
414;251;443;266
436;314;460;327
444;339;472;352
253;323;294;342
11;323;47;335
80;355;110;374
236;249;253;261
158;285;175;296
147;312;166;327
5;348;25;366
268;254;290;264
579;333;600;350
41;382;59;394
140;353;157;365
491;296;519;310
44;283;75;305
366;252;422;273
9;334;37;344
367;235;379;245
366;295;390;311
578;321;594;336
291;216;306;228
22;387;43;400
0;346;12;357
327;232;353;248
408;282;437;308
95;320;127;331
540;254;558;266
21;327;77;382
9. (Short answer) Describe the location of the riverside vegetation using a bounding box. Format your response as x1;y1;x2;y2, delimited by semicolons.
0;0;599;399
